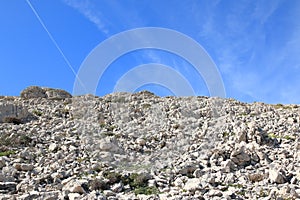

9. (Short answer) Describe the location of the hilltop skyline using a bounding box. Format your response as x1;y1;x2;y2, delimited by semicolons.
1;0;300;104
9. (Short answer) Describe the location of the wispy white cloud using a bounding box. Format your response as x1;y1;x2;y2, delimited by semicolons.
63;0;109;35
62;0;300;103
195;1;300;103
252;0;282;25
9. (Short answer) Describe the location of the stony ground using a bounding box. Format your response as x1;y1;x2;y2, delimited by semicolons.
0;86;300;200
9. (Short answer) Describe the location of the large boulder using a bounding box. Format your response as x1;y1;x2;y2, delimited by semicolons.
0;103;34;124
20;86;72;100
20;86;46;99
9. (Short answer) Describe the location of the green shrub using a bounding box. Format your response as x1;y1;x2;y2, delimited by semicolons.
0;150;15;157
103;171;122;184
32;110;43;116
134;186;159;195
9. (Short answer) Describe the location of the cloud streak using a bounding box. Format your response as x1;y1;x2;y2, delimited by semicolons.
194;0;300;103
63;0;109;35
62;0;300;103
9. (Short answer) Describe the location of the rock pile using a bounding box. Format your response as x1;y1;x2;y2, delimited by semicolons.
0;87;299;199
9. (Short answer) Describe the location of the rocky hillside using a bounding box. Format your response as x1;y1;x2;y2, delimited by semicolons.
0;86;299;200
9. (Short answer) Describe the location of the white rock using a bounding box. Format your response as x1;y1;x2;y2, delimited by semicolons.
49;143;58;152
136;138;146;146
68;193;81;200
111;182;123;193
174;177;184;187
269;169;286;184
183;178;201;191
207;189;223;197
103;190;115;196
62;180;85;194
221;160;235;173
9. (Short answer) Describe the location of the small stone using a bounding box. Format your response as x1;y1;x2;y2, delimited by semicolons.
111;182;123;193
49;143;58;152
99;139;114;151
0;182;17;193
103;190;115;197
183;178;201;191
295;189;300;197
248;173;264;182
193;169;204;178
174;177;184;187
136;138;146;146
148;179;156;187
18;193;39;200
207;189;223;197
269;169;287;184
41;191;60;200
68;193;81;200
14;163;34;171
13;163;22;171
63;180;86;194
21;164;34;171
230;144;251;166
221;160;235;173
0;157;7;169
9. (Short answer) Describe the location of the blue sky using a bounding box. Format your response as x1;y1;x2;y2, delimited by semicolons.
1;0;300;104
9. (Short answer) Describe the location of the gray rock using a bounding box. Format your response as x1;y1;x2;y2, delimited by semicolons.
0;103;33;123
20;86;47;99
174;177;185;187
0;182;16;193
230;144;251;166
1;88;300;199
17;193;39;200
248;173;264;182
0;157;7;169
20;86;71;100
14;163;34;171
0;173;14;183
183;178;201;191
62;180;86;194
269;169;287;184
221;160;235;173
44;88;72;100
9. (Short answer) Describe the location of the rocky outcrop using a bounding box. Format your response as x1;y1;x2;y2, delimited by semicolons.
0;87;299;199
20;86;72;99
